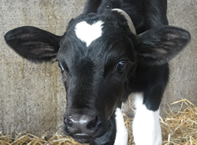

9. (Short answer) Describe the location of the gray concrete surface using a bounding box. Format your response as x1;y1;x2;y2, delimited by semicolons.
0;0;196;135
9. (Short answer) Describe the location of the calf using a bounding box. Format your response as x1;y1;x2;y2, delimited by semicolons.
4;0;190;144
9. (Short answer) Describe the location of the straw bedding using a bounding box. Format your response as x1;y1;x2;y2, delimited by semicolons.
0;99;196;145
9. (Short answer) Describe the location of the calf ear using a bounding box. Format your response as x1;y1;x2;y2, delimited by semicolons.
4;26;61;62
135;26;191;65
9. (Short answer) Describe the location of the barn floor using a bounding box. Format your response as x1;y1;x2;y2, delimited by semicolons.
0;99;197;145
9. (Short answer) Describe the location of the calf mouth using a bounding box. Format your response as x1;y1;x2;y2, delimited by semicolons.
63;129;102;144
62;128;90;143
72;133;91;143
63;121;110;144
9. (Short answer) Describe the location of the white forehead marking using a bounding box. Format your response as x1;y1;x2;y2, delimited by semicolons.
112;8;136;34
75;21;104;47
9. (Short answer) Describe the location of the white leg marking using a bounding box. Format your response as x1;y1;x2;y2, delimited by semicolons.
114;108;128;145
132;93;162;145
75;21;103;47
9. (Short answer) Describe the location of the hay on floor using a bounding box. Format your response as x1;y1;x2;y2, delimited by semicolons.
0;99;196;145
160;99;197;145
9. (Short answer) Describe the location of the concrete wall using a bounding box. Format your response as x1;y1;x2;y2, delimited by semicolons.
0;0;196;135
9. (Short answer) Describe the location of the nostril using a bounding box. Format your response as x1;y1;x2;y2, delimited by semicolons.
87;116;98;129
67;119;74;128
64;117;73;128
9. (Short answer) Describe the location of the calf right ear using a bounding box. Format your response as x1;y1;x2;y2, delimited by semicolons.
135;26;191;65
4;26;61;62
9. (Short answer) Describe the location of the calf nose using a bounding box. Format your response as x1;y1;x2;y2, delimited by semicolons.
64;114;99;135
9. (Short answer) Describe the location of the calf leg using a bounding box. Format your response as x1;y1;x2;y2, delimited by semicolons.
91;108;128;145
132;93;162;145
114;108;128;145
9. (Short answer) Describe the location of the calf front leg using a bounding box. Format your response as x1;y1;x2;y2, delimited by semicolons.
114;108;128;145
91;108;128;145
132;93;162;145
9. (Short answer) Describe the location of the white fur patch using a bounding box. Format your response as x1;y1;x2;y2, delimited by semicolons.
114;108;128;145
112;9;136;34
75;21;103;47
132;93;162;145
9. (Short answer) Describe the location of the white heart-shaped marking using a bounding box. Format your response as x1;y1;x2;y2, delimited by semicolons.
75;21;104;47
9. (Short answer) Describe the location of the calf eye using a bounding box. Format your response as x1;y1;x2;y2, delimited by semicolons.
116;61;126;72
58;62;64;71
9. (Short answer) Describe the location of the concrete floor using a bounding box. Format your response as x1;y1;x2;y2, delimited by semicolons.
0;0;196;135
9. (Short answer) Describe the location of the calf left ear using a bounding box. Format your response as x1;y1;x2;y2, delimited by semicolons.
135;26;191;65
4;26;61;62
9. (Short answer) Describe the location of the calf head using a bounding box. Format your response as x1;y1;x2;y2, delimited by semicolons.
4;9;190;143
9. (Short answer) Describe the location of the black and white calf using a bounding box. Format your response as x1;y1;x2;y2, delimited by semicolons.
4;0;190;144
